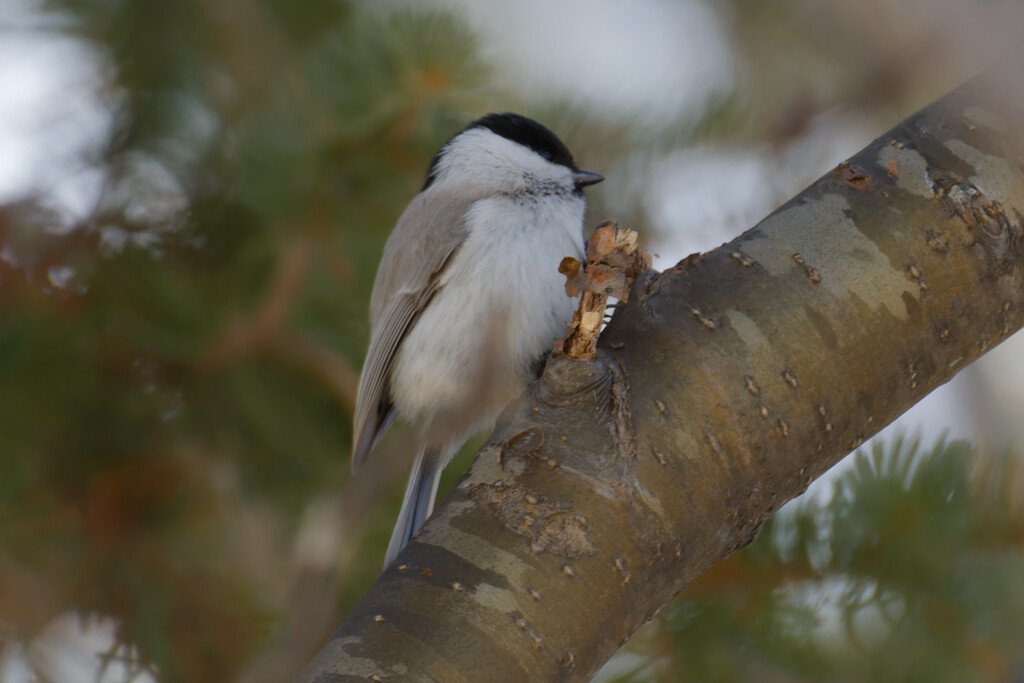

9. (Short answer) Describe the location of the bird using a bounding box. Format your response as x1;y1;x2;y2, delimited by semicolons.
351;112;604;566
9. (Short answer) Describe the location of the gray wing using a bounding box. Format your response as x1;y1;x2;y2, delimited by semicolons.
351;186;477;472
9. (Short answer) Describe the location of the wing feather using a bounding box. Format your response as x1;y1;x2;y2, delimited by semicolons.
350;186;476;471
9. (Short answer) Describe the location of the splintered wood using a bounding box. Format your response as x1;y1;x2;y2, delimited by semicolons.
558;220;651;359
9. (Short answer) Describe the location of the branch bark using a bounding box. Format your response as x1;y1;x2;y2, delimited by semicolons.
299;47;1024;682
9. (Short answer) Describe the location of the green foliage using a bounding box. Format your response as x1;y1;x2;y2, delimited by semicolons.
2;3;497;680
609;438;1024;683
6;2;1024;682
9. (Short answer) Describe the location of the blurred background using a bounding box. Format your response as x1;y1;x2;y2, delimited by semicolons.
2;0;1024;681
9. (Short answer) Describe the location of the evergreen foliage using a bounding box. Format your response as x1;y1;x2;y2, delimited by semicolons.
610;439;1024;682
2;3;498;680
2;2;1024;681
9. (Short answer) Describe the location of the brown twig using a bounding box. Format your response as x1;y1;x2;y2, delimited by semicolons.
199;235;314;368
558;220;651;359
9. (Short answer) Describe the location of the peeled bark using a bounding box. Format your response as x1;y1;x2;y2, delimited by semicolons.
299;48;1024;682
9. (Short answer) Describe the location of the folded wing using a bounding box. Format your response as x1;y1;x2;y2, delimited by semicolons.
350;187;477;472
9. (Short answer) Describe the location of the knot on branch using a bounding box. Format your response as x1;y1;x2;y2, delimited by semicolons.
932;169;1024;265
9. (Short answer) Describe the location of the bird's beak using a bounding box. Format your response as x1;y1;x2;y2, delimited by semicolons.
573;169;604;188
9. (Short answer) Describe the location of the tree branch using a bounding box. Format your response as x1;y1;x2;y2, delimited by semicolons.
299;46;1024;682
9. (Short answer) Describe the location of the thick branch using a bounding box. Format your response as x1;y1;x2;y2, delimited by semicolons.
299;47;1024;682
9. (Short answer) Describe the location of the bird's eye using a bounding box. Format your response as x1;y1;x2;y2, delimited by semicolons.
539;149;554;160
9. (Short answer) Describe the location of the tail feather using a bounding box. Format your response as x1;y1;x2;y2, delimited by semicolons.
384;446;442;567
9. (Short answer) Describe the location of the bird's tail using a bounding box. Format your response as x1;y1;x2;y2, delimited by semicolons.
384;445;442;567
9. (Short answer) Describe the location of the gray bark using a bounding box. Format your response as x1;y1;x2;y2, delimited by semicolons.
299;46;1024;682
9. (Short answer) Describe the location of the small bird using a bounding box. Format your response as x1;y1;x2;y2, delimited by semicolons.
352;113;603;566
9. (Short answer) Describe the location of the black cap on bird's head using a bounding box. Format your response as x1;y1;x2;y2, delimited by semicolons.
422;112;604;191
470;113;576;170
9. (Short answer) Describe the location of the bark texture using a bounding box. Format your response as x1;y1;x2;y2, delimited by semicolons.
299;48;1024;682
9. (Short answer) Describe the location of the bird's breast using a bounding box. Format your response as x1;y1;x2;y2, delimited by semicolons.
390;194;585;427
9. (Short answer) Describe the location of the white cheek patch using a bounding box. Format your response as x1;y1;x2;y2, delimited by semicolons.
434;129;575;196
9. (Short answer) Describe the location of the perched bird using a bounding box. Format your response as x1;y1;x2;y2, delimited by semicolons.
352;113;604;566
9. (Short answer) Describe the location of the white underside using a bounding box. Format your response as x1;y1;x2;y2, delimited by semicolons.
390;191;584;447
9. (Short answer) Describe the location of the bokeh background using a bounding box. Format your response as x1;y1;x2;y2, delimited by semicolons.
3;1;1024;681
